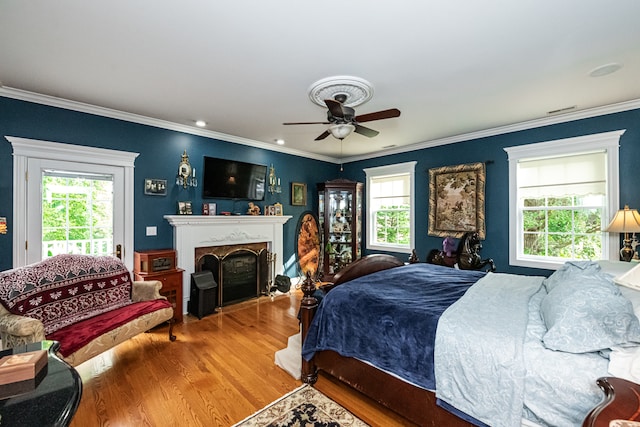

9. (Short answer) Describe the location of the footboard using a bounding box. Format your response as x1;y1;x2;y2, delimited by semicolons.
583;377;640;427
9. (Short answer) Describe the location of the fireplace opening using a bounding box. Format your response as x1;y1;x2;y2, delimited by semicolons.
195;244;269;307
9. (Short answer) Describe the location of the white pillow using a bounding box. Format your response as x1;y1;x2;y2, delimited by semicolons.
609;346;640;383
614;262;640;291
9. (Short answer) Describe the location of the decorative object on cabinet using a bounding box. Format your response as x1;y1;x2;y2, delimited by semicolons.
177;201;192;215
134;249;184;322
604;205;640;262
428;162;486;239
176;150;197;189
317;179;363;278
296;211;321;278
268;164;282;194
202;202;216;215
291;182;307;206
144;178;167;196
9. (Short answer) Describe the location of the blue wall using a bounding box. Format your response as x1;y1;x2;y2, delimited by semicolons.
1;96;639;277
343;108;640;277
0;97;339;272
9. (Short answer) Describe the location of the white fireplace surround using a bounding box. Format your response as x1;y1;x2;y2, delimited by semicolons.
164;215;292;316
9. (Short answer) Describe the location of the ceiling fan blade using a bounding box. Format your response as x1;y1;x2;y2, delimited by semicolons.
283;121;330;125
314;130;330;141
355;108;401;123
324;99;345;118
354;124;379;138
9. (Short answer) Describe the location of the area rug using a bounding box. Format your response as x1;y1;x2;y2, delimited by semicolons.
233;384;370;426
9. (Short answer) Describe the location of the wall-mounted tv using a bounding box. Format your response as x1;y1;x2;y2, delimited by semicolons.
202;156;267;200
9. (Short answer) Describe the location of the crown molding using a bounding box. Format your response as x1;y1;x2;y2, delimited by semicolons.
0;87;337;163
344;98;640;163
2;86;638;166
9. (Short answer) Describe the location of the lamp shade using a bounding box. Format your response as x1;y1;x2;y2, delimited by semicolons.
329;123;355;140
604;205;640;233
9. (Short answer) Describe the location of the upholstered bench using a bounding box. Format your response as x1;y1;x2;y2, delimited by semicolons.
0;254;175;366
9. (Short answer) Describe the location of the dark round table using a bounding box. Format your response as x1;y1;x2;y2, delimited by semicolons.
0;341;82;427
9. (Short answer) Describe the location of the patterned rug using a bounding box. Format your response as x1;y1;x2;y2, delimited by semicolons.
233;385;369;427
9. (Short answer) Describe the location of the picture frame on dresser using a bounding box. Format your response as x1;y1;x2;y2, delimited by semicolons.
178;201;193;215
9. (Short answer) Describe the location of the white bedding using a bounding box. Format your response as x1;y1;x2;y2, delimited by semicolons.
435;261;640;427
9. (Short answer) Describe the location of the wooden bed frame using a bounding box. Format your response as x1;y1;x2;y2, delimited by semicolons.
300;254;638;427
300;254;473;427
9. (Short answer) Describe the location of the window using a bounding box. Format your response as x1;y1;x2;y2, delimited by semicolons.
42;170;114;259
364;162;416;253
504;130;624;270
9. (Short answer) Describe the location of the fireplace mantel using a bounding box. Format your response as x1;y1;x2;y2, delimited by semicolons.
164;215;292;315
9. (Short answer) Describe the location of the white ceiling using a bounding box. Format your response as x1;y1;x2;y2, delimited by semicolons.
1;1;639;162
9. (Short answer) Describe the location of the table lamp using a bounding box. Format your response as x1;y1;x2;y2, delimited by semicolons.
604;205;640;262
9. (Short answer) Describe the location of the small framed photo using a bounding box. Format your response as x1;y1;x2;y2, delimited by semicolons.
274;202;283;216
265;205;276;216
202;202;216;215
178;201;193;215
144;178;167;196
291;182;307;206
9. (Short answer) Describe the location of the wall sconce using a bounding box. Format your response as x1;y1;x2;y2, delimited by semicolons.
176;150;197;189
604;205;640;261
268;164;281;194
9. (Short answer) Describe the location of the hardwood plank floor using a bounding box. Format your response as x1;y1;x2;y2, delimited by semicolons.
70;290;416;426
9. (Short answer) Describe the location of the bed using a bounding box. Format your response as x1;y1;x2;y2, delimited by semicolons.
300;255;640;427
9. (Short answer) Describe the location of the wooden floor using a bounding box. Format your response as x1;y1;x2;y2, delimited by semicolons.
70;290;416;426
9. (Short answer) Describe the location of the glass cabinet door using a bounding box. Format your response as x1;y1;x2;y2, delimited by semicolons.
317;179;363;278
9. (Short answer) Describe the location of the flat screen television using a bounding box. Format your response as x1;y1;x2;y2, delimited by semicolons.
202;156;267;200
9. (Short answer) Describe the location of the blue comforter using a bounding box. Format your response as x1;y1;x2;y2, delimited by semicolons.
301;263;486;389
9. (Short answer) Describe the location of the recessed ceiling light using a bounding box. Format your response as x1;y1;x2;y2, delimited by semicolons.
195;120;207;127
275;139;285;145
589;63;622;78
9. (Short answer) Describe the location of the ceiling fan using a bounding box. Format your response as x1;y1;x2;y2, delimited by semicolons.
283;94;401;141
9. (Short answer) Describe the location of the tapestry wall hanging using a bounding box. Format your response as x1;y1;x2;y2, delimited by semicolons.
428;162;486;239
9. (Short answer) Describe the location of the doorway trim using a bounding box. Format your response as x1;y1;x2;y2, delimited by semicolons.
7;136;139;270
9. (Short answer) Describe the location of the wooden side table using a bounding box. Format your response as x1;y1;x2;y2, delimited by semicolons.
134;269;184;323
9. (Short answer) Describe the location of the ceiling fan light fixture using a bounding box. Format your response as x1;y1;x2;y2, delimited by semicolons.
329;123;355;140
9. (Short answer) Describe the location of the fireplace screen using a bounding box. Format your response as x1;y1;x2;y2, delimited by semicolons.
196;245;268;307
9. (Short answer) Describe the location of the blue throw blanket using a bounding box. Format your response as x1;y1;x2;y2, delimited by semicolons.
301;263;486;389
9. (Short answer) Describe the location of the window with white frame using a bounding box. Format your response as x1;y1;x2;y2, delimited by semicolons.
504;130;624;270
364;162;416;253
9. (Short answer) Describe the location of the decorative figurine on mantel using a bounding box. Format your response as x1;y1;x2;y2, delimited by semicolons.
247;202;261;216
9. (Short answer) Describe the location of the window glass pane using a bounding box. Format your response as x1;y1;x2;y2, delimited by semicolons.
42;171;113;259
523;210;545;232
523;233;545;255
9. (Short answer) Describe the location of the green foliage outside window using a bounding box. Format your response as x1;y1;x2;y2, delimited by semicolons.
374;205;410;246
42;175;113;257
522;195;603;260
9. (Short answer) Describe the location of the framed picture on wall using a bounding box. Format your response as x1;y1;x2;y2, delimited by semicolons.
291;182;307;206
144;178;167;196
428;162;486;238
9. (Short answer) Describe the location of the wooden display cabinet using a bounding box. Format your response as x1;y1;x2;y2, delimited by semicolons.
317;179;363;279
134;249;183;323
